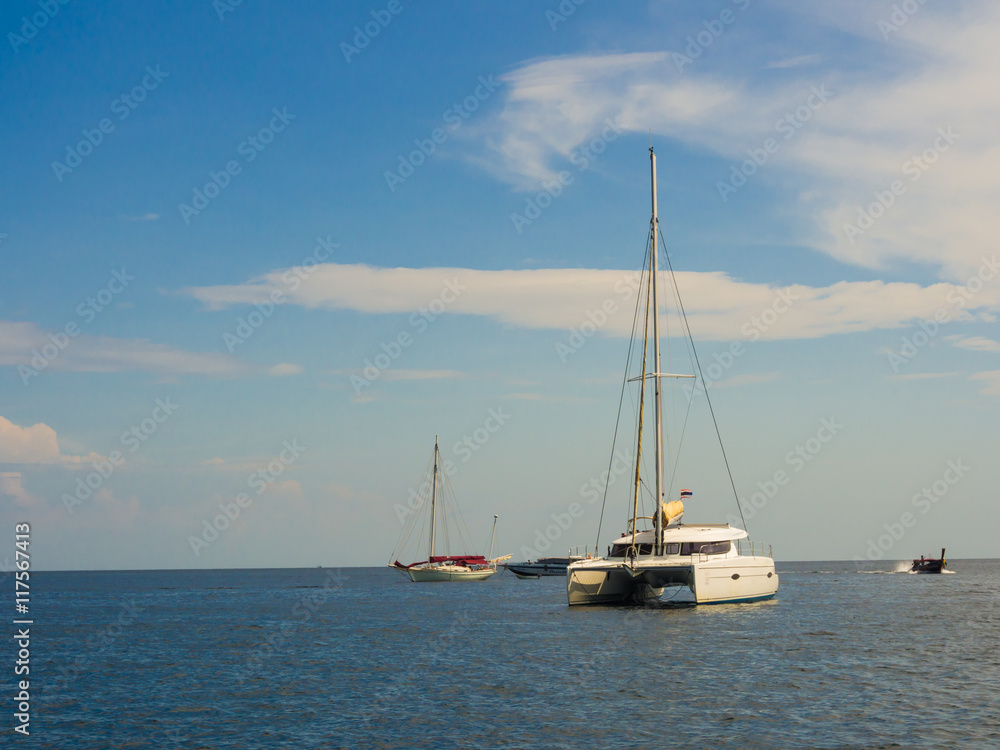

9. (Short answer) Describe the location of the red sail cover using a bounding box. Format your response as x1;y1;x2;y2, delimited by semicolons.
428;555;488;566
392;560;426;569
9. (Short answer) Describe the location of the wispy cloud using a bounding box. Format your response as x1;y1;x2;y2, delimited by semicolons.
950;335;1000;353
888;372;959;381
121;213;160;222
0;471;39;506
182;262;1000;342
380;369;466;382
0;320;297;378
764;54;822;69
970;370;1000;395
464;3;1000;281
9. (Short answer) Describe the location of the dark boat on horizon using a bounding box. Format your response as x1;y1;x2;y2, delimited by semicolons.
911;548;946;574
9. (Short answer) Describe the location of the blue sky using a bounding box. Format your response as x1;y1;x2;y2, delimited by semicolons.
1;0;998;570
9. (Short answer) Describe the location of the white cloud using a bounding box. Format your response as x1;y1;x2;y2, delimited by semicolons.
970;370;1000;396
465;3;1000;281
182;262;1000;342
0;471;38;506
951;336;1000;353
0;415;104;465
268;363;303;376
765;54;823;69
0;417;60;463
0;320;295;379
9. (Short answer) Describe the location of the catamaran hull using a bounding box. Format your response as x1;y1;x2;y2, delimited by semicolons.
567;565;667;605
406;566;496;582
688;557;778;604
567;557;777;605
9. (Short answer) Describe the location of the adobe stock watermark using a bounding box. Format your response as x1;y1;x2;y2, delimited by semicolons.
364;609;473;727
177;107;296;224
671;0;751;72
510;117;623;233
62;398;180;514
349;277;466;395
684;285;799;399
213;0;244;21
54;598;144;689
878;0;929;40
393;408;513;523
340;0;409;63
188;439;306;555
855;458;970;563
717;85;832;201
19;268;134;385
384;75;501;192
223;235;339;352
7;0;71;53
885;254;1000;372
51;65;169;182
724;417;843;527
546;0;586;30
555;271;642;362
520;449;633;560
234;568;347;683
843;127;959;244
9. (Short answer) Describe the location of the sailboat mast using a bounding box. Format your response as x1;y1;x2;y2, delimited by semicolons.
650;147;665;556
429;436;439;560
631;270;652;552
488;514;498;563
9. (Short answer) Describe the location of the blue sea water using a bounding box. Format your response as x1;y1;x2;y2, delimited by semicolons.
15;560;1000;749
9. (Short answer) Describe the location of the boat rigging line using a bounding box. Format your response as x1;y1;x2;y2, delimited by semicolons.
593;226;650;553
657;225;751;540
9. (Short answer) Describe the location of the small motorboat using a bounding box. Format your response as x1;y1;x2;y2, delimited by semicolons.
911;548;946;574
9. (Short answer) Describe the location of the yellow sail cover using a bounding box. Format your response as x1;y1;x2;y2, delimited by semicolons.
659;500;684;526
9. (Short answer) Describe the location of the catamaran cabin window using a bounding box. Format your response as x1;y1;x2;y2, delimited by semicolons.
680;540;731;555
664;543;680;554
610;543;653;557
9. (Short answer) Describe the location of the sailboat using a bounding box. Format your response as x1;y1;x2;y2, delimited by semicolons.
389;437;510;582
566;148;780;606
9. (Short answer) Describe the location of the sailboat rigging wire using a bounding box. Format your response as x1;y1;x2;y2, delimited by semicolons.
657;227;750;539
659;251;697;502
594;227;651;552
388;450;437;564
666;386;695;501
439;467;478;556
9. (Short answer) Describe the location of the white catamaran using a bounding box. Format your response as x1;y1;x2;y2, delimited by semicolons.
390;437;510;582
566;148;779;606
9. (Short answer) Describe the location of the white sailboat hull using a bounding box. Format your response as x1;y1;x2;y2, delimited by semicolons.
405;565;497;582
567;555;777;606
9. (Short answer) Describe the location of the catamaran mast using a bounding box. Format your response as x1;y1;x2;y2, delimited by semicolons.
650;148;665;556
429;436;439;560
